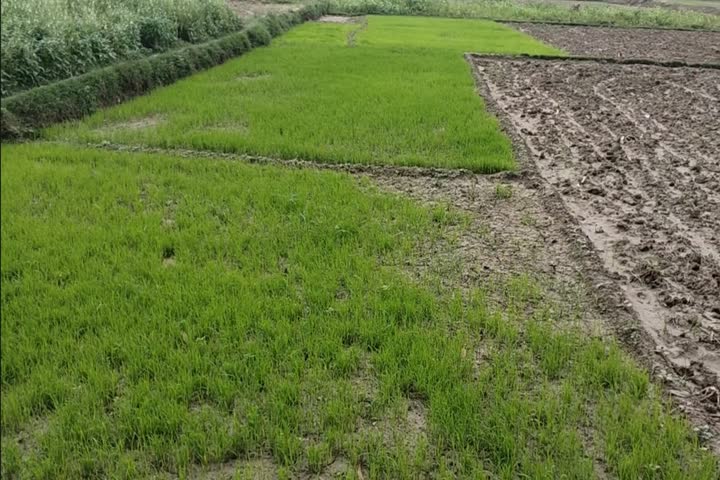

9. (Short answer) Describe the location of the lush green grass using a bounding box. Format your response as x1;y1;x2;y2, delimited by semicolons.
2;143;717;478
48;16;561;172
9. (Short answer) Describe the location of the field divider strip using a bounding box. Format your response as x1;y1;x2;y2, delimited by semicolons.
499;19;720;33
346;16;369;47
466;52;720;70
46;140;525;181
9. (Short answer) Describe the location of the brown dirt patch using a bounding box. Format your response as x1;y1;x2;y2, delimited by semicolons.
95;115;164;133
186;457;277;479
225;1;299;18
470;54;720;443
511;23;720;64
317;15;364;24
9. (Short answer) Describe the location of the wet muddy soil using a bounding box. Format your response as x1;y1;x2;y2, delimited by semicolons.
510;23;720;64
470;55;720;437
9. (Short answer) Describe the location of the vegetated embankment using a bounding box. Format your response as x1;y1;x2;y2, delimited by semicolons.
0;4;331;141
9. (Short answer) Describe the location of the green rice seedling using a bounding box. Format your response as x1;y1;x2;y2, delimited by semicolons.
48;16;561;172
2;143;717;478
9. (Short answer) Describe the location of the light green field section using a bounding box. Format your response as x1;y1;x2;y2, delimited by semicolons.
2;143;717;478
48;16;561;172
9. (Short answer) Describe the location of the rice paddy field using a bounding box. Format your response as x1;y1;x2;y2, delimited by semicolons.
2;12;719;480
48;17;560;172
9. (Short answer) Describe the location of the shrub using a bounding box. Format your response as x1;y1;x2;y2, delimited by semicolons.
0;0;244;97
0;5;329;140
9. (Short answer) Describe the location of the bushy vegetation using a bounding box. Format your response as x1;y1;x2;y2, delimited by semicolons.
1;6;330;140
0;0;244;97
2;143;717;478
329;0;720;29
48;17;560;172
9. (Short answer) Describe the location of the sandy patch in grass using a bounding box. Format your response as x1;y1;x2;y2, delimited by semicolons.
94;115;164;133
317;15;364;24
225;1;299;18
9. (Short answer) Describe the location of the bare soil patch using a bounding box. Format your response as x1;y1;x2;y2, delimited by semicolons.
510;23;720;64
94;115;164;133
317;15;364;24
225;1;299;18
470;54;720;437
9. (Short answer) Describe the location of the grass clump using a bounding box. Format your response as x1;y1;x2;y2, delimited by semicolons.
49;16;560;172
495;183;513;199
2;143;717;478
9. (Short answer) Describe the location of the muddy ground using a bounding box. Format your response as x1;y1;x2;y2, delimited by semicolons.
511;22;720;64
469;54;720;441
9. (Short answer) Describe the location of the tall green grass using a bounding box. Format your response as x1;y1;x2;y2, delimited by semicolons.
49;17;560;172
2;143;717;478
0;0;243;97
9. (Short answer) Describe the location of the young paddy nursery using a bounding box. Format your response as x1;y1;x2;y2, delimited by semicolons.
2;4;719;480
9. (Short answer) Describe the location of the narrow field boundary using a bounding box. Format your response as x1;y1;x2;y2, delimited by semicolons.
55;140;507;180
346;17;369;46
325;5;720;31
466;52;720;70
500;18;720;32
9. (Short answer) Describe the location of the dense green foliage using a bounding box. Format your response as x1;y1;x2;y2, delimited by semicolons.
330;0;720;29
1;143;717;478
0;0;244;97
49;17;560;172
1;6;329;140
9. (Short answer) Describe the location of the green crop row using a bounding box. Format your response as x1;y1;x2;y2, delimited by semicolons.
0;0;244;97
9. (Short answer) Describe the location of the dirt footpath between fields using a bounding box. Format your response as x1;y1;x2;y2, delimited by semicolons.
509;23;720;64
470;54;720;442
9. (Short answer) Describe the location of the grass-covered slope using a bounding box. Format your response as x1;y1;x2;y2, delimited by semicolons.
49;17;561;172
1;143;718;478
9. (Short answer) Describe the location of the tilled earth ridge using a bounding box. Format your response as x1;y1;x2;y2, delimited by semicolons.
509;23;720;64
471;56;720;429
